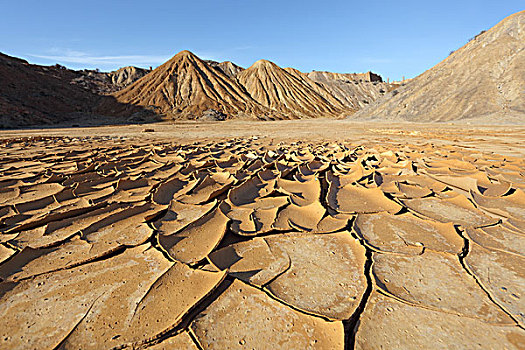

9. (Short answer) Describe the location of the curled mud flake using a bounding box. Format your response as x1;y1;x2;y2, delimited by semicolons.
159;207;229;264
276;177;321;206
481;180;512;197
330;183;402;214
395;182;433;198
372;251;514;324
153;200;216;236
209;236;290;286
465;226;525;257
274;201;326;232
471;189;525;221
465;241;525;327
0;244;16;264
124;262;225;346
178;171;235;205
152;176;199;205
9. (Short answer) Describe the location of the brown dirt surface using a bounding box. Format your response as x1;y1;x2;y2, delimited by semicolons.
0;121;523;349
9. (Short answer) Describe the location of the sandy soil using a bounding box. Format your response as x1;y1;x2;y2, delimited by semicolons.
1;119;524;156
0;120;523;349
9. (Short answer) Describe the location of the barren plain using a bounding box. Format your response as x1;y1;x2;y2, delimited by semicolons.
0;120;524;349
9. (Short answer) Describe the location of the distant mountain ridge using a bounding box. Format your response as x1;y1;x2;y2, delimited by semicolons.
106;52;390;120
0;49;390;126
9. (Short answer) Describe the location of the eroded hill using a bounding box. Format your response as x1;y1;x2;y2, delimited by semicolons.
351;10;525;123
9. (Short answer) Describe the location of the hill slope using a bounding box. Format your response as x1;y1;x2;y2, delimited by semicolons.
0;53;103;127
106;50;266;119
237;60;345;118
307;71;392;113
351;10;525;123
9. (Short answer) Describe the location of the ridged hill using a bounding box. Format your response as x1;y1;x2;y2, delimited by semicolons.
237;60;346;118
351;10;525;123
105;50;266;119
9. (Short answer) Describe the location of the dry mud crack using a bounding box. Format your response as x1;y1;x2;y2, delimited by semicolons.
0;134;524;349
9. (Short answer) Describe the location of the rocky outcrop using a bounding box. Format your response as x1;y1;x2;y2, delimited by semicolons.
71;66;149;94
205;60;244;78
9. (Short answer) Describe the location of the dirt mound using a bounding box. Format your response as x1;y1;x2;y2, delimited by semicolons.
238;60;346;118
351;10;525;123
106;50;267;119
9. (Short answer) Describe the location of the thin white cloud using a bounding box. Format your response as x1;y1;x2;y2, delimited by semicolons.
26;47;255;69
28;49;171;68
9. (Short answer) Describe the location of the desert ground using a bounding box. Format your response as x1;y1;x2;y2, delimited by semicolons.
0;120;524;349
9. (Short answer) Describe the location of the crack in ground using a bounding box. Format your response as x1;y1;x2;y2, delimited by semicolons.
10;244;129;283
343;232;373;350
454;225;524;330
188;329;204;350
132;277;234;350
52;292;106;350
236;277;335;322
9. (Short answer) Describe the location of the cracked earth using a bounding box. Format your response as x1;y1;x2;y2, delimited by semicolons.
0;123;524;349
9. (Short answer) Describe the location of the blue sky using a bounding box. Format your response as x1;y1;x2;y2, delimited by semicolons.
1;1;522;80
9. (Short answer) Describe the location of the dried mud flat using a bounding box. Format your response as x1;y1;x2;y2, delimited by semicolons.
0;121;524;349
